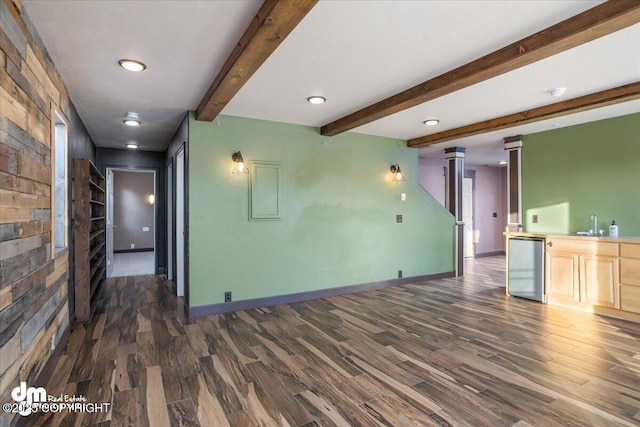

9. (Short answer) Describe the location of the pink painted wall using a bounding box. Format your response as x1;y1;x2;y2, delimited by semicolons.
418;158;446;206
418;159;507;255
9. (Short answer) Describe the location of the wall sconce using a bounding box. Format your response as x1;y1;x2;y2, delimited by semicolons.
147;194;155;205
232;151;249;174
390;164;406;181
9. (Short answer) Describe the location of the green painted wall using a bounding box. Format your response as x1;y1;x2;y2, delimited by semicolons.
188;113;454;307
523;112;640;236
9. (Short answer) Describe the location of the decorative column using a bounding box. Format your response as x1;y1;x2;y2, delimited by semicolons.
504;135;523;232
444;147;465;277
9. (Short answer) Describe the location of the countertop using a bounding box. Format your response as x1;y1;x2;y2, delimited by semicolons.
504;232;640;244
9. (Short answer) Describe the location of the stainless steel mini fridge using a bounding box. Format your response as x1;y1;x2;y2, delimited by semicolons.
507;237;545;303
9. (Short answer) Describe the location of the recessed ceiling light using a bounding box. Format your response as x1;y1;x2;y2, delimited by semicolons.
550;87;566;97
119;59;146;72
551;123;560;128
307;96;326;105
124;112;140;126
423;119;440;126
498;160;507;165
126;143;138;149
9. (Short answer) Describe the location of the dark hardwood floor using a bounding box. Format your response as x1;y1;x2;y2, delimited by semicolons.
24;256;640;426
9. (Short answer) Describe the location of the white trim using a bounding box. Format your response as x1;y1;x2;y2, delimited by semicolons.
504;140;523;150
51;108;69;259
444;150;465;159
105;167;157;277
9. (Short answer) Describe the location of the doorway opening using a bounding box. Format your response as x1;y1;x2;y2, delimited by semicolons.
106;168;156;277
463;176;474;258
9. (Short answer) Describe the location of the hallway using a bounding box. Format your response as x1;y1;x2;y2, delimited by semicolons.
110;252;155;278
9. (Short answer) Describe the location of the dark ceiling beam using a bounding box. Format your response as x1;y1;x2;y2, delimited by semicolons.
196;0;318;122
407;82;640;148
320;0;640;136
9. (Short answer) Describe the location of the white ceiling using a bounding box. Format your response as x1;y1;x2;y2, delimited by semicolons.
22;0;640;164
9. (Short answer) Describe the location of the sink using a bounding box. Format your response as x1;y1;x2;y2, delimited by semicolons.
572;232;611;238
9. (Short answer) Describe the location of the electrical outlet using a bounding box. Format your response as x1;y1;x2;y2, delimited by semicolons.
396;214;403;223
532;214;538;224
224;291;232;302
398;270;403;278
130;243;135;249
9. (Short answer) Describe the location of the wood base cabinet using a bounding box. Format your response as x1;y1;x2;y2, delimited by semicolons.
545;251;579;305
579;255;619;309
620;243;640;313
545;238;619;310
508;233;640;322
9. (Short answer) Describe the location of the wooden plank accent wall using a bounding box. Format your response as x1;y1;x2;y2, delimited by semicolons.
0;2;86;424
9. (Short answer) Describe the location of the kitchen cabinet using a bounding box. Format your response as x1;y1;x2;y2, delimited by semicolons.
545;251;579;304
580;255;619;309
507;232;640;322
620;243;640;313
545;237;619;309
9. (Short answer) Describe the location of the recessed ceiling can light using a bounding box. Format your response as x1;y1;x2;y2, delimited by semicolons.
119;59;146;72
550;87;566;97
423;119;440;126
307;96;326;105
126;143;138;149
124;112;140;126
498;160;507;165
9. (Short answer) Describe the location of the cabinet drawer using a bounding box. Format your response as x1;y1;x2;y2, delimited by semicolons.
621;285;640;314
546;239;618;257
621;243;640;259
620;258;640;286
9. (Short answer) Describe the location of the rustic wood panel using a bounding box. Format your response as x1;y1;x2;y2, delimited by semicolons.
5;56;49;116
0;170;49;196
21;258;640;426
0;114;50;165
25;45;59;107
0;3;79;424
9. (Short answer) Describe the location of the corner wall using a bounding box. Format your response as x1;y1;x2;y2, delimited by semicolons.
0;1;96;420
188;114;454;308
523;112;640;235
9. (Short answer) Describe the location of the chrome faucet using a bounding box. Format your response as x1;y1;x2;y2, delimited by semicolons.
590;213;599;236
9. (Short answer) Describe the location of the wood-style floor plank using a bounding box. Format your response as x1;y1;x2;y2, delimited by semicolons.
22;257;640;426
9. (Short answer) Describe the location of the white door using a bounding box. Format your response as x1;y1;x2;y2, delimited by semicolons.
167;162;173;281
463;178;474;258
176;148;185;297
106;168;114;277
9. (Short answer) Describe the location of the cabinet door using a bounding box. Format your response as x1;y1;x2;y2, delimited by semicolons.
621;285;640;313
546;251;579;304
579;255;619;309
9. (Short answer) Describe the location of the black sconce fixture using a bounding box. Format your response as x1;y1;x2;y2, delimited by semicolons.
232;151;249;174
390;164;406;181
